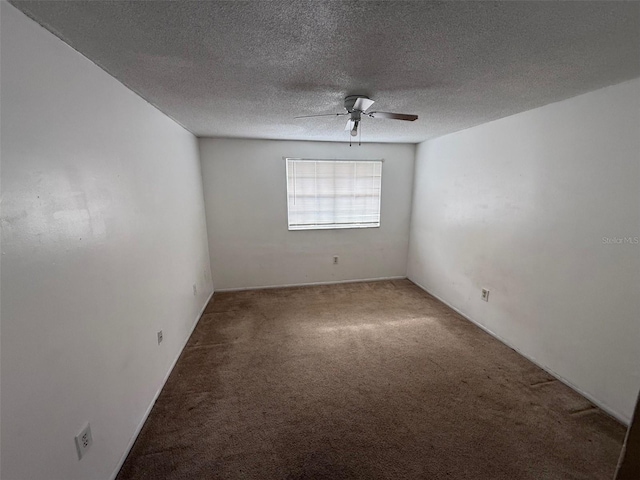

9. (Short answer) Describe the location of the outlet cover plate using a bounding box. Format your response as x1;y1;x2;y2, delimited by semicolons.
75;423;93;460
481;288;490;302
157;330;163;344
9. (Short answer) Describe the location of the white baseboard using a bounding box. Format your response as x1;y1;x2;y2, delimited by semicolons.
216;276;407;292
408;278;630;426
109;289;215;480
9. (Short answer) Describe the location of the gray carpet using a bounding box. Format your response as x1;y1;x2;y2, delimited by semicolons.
117;279;625;479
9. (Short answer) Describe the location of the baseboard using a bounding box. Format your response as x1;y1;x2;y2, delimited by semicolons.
108;289;215;480
408;278;630;427
216;276;407;292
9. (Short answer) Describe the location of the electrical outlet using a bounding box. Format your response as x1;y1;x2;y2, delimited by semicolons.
481;288;490;302
75;423;93;460
333;256;339;265
192;283;197;296
157;330;163;345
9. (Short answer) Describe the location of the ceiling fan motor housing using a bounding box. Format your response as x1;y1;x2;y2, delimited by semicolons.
344;95;370;113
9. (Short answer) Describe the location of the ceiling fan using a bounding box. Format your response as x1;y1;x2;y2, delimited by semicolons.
295;95;418;142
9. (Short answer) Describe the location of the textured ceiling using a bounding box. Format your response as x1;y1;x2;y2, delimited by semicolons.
10;1;640;143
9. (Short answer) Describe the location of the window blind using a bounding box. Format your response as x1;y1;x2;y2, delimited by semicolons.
286;159;382;230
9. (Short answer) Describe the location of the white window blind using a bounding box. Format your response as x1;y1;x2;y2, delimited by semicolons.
286;159;382;230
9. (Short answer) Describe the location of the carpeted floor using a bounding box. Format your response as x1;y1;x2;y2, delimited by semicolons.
116;279;625;479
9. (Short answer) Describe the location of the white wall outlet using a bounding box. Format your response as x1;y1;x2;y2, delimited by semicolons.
333;256;339;265
192;283;197;296
481;288;490;302
75;423;93;460
157;330;163;344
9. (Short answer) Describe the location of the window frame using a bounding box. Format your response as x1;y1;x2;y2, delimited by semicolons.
285;157;383;231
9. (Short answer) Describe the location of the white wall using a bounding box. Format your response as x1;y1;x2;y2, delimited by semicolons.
408;79;640;423
199;138;415;290
0;4;213;479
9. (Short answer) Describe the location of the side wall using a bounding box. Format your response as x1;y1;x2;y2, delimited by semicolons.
0;4;213;479
199;138;415;290
408;79;640;423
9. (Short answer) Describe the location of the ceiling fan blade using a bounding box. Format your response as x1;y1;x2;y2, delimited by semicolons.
294;112;347;119
345;119;355;131
369;112;418;121
353;97;375;112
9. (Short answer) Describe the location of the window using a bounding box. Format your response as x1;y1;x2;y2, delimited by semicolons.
286;158;382;230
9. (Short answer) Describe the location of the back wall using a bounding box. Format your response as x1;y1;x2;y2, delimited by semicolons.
199;138;415;290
